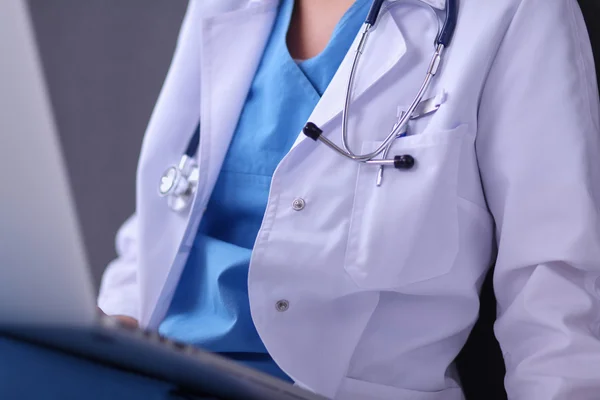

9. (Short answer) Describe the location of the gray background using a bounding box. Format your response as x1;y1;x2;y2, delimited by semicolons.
27;0;188;287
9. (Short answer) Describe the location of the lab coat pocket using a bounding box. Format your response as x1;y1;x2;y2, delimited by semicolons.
344;124;469;290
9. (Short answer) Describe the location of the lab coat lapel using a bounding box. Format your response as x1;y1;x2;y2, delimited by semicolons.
290;5;409;150
143;1;279;328
137;0;206;328
198;0;278;198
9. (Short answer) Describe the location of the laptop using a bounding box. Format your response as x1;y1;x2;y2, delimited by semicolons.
0;1;325;399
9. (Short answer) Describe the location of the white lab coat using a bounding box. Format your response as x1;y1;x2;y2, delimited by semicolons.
98;0;600;398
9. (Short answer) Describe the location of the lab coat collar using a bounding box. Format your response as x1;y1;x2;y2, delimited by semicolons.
198;0;437;158
200;0;410;156
198;3;279;190
198;1;278;167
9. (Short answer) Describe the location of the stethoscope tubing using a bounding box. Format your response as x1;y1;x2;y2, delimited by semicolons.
329;0;457;164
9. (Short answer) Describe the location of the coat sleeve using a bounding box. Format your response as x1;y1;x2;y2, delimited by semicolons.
476;0;600;398
97;214;140;319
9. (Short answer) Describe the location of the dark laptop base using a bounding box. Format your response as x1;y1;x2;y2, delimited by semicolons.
0;325;325;400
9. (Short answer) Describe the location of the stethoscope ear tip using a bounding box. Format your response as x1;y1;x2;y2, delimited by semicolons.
303;122;323;141
394;155;415;170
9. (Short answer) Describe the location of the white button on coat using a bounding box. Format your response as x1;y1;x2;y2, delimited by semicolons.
276;300;290;312
98;0;600;399
292;198;305;211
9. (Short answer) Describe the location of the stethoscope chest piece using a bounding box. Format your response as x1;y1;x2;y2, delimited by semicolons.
159;155;199;212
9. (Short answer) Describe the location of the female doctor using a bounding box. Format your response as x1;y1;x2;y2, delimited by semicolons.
98;0;600;398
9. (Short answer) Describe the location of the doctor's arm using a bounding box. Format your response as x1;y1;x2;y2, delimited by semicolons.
476;0;600;398
97;214;140;325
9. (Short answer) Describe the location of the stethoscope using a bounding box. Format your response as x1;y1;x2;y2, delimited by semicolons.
159;0;458;212
158;124;200;212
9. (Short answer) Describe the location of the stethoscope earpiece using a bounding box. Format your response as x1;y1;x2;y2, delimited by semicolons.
394;155;415;170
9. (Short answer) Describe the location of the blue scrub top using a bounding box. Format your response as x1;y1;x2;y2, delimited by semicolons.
159;0;370;381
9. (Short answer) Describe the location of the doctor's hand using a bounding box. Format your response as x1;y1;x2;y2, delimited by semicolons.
97;307;139;329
